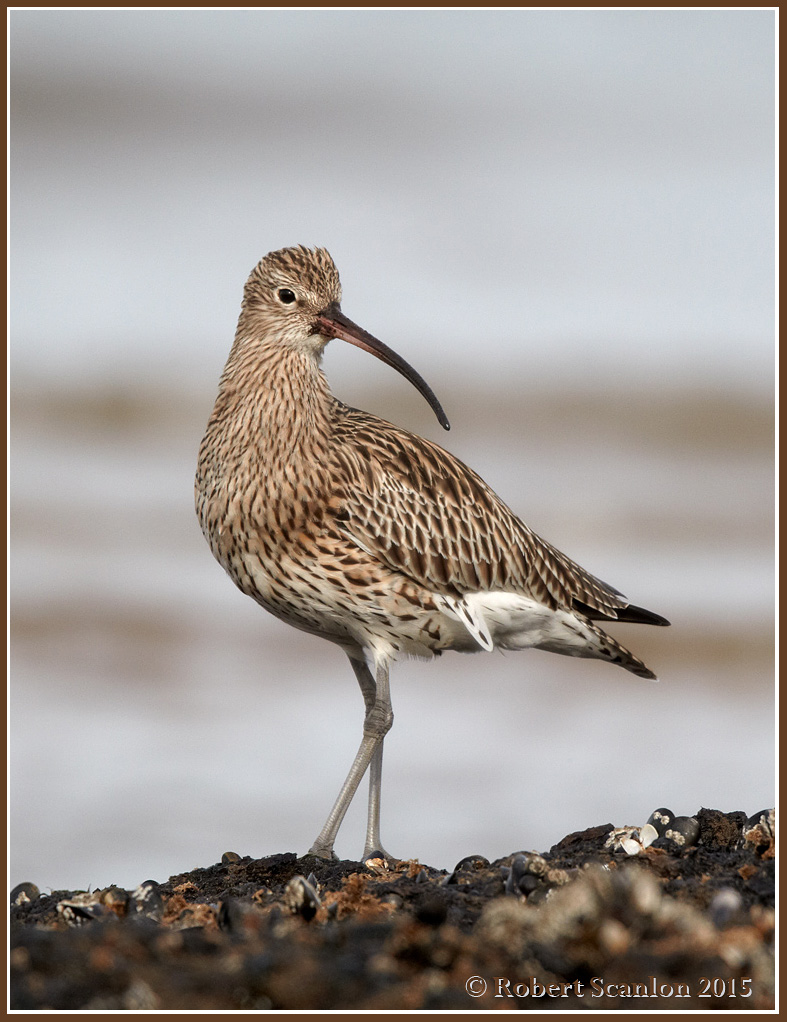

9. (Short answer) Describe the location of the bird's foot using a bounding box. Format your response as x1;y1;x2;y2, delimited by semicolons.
307;843;339;862
362;846;400;871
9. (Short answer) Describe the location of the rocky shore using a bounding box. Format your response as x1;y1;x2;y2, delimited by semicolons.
10;808;774;1011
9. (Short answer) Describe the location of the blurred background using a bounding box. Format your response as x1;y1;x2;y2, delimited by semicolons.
10;9;775;891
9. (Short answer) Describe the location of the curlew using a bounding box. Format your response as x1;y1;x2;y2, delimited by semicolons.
195;245;669;862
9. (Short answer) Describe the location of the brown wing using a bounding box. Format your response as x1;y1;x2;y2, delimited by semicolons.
328;404;638;620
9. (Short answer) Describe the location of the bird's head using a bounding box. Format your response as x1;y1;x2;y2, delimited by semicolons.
238;245;450;430
240;245;342;351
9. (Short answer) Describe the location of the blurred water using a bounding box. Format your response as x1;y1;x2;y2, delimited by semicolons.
9;10;775;890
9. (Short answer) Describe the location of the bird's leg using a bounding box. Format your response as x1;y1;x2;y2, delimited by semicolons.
308;655;393;861
362;662;394;862
364;743;388;859
345;658;394;859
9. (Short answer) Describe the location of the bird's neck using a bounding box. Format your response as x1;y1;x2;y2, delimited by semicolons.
212;339;335;473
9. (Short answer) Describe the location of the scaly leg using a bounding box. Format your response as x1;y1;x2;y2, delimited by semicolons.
309;655;393;860
364;741;389;860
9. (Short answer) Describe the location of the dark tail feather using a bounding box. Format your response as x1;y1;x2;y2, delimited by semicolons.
617;604;671;626
574;600;670;627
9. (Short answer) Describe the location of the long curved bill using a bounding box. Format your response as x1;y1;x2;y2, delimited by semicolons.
315;304;450;431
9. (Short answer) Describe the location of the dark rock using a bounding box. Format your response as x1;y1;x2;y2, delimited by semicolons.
9;809;775;1010
697;807;747;849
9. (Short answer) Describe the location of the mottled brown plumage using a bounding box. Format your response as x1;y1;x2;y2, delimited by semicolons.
195;244;669;860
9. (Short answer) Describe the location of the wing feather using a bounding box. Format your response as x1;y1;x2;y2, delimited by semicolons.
329;404;634;620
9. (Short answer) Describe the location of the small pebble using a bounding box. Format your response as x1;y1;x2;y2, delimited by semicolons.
10;882;39;906
283;875;321;921
131;881;163;920
663;816;700;849
221;851;242;864
523;885;550;906
100;887;129;914
452;854;489;873
57;899;108;926
504;853;554;895
646;808;675;836
524;854;548;877
709;887;745;928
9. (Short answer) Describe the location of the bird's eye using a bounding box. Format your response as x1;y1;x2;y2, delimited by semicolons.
277;288;296;304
